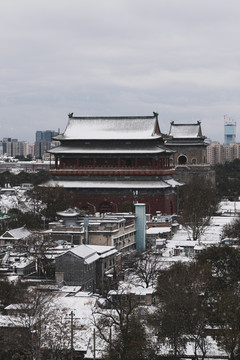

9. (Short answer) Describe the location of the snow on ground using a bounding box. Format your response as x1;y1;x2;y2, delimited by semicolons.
158;337;227;359
53;291;98;353
0;187;35;213
159;211;238;264
0;197;239;357
219;199;240;215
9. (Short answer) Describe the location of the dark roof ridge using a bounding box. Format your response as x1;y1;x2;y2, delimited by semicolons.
68;115;157;120
170;122;201;126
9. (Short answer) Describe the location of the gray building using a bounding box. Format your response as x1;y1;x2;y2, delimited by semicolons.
55;244;99;292
34;130;59;158
55;244;119;293
35;130;58;142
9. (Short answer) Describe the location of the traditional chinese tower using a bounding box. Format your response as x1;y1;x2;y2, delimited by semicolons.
48;113;179;215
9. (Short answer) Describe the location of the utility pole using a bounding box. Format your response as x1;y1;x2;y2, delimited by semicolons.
66;311;81;360
70;311;74;360
93;328;96;360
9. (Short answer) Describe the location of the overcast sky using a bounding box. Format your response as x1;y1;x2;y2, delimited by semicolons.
0;0;240;143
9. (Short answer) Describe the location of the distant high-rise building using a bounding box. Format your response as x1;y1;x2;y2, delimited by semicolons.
224;119;236;145
1;138;30;158
207;140;240;165
35;130;58;142
35;130;59;158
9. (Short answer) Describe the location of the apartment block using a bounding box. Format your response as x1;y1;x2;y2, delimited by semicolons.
207;141;240;165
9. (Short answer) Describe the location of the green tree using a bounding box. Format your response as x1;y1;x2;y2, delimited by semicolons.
27;185;74;222
215;159;240;200
0;278;27;312
103;314;156;360
222;217;240;241
7;208;42;230
151;261;211;359
196;246;240;360
0;170;51;188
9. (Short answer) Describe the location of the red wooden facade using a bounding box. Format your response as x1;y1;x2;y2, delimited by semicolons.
48;113;179;215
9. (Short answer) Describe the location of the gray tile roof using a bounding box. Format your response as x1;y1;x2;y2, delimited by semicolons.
169;121;203;138
54;114;161;141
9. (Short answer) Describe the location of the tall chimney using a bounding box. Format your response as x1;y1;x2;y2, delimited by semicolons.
135;203;146;254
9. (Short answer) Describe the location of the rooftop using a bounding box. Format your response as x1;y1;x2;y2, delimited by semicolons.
42;179;182;189
53;113;162;141
1;226;31;240
168;121;204;139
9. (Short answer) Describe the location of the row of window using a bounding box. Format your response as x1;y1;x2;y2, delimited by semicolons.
104;257;115;269
84;263;94;273
56;157;171;169
113;231;135;246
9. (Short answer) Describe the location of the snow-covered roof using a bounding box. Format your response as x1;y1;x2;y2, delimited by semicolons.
168;121;203;139
58;244;100;264
163;178;182;187
86;244;117;256
146;226;171;234
54;114;162;141
56;208;79;217
68;244;96;258
49;144;168;154
1;226;31;239
219;200;240;214
41;179;179;189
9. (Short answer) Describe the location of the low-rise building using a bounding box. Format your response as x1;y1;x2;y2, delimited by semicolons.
26;241;121;292
55;244;99;292
0;226;31;249
46;210;136;253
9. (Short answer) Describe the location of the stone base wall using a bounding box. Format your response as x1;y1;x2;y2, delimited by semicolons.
173;165;215;185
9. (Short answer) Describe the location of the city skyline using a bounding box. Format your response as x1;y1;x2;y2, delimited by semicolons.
0;117;239;146
1;1;240;143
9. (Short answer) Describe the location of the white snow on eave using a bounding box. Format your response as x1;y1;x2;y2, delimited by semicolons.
86;244;117;255
85;253;100;264
49;146;165;154
165;179;183;187
41;180;173;189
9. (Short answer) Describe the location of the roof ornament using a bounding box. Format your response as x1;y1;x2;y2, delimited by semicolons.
68;112;74;118
153;112;158;119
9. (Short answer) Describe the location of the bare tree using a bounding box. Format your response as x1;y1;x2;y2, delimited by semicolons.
179;177;218;241
24;232;55;279
134;250;162;288
8;288;72;359
93;288;149;359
